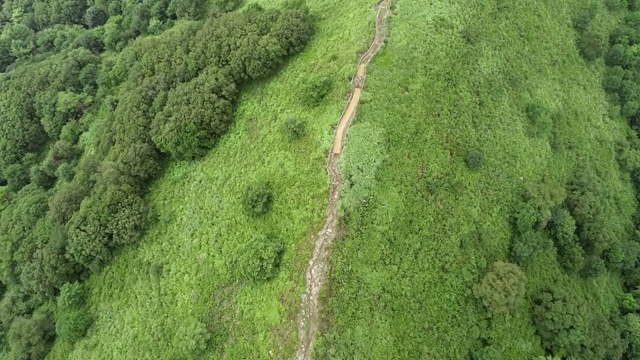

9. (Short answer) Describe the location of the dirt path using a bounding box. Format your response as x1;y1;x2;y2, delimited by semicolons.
294;1;391;359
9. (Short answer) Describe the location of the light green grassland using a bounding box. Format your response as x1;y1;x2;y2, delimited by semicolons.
318;0;631;358
47;1;377;359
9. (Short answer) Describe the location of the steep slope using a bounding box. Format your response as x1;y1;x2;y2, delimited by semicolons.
46;1;378;359
316;0;634;359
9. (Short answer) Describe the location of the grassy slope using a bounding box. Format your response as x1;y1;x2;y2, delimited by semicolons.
47;1;376;359
319;0;632;358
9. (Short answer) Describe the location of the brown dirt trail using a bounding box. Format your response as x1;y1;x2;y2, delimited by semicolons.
294;1;391;359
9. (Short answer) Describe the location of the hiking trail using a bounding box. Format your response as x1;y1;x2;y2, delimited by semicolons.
294;1;391;358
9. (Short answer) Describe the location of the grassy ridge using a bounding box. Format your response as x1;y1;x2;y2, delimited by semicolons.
318;0;631;358
45;1;378;359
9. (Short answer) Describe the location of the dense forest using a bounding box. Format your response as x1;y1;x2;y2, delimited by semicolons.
0;0;313;358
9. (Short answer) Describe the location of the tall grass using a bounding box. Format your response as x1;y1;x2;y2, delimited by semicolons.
46;1;377;359
317;0;630;358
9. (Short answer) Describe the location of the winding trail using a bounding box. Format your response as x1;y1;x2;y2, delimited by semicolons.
295;1;391;359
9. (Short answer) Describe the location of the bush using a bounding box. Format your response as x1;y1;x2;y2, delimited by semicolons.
58;282;85;310
625;313;640;359
578;31;607;61
511;230;551;265
605;0;628;11
465;151;483;170
84;6;108;28
473;261;526;314
243;181;274;217
557;241;586;272
284;117;306;140
533;287;624;359
471;346;501;360
581;256;607;278
526;102;550;137
573;5;598;33
172;320;210;356
56;282;92;344
301;76;332;106
7;307;55;360
55;310;92;344
240;234;284;282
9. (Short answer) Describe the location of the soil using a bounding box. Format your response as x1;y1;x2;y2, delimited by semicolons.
294;2;391;359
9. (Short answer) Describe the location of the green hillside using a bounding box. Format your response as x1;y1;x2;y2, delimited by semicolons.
1;0;640;359
318;0;640;359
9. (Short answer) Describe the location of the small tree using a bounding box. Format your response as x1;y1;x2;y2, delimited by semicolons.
581;256;606;278
243;181;274;217
578;31;606;61
56;282;92;344
473;261;526;314
465;151;483;170
625;313;640;359
284;117;306;140
511;230;551;265
301;76;332;107
471;346;501;360
240;235;284;282
84;6;108;29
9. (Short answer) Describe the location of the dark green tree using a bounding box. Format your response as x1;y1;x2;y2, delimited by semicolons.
84;6;107;28
239;234;284;282
465;151;483;170
243;181;274;217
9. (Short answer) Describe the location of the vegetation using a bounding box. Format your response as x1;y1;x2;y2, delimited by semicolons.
284;117;307;140
0;0;314;358
238;234;284;282
243;181;274;217
3;0;640;359
317;0;640;359
43;1;375;359
473;261;526;315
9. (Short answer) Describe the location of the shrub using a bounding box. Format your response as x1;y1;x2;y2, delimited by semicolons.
465;151;483;170
513;202;538;234
301;76;332;106
7;307;55;360
85;6;108;28
55;310;92;344
473;261;526;314
55;163;75;182
573;5;598;33
173;320;210;356
581;256;607;278
532;287;624;359
284;117;306;140
605;0;628;11
526;102;551;137
240;235;284;282
532;287;587;357
30;165;56;189
471;346;501;360
511;230;551;265
58;282;85;310
557;241;586;272
625;313;640;359
56;282;91;344
578;31;607;61
243;181;274;217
